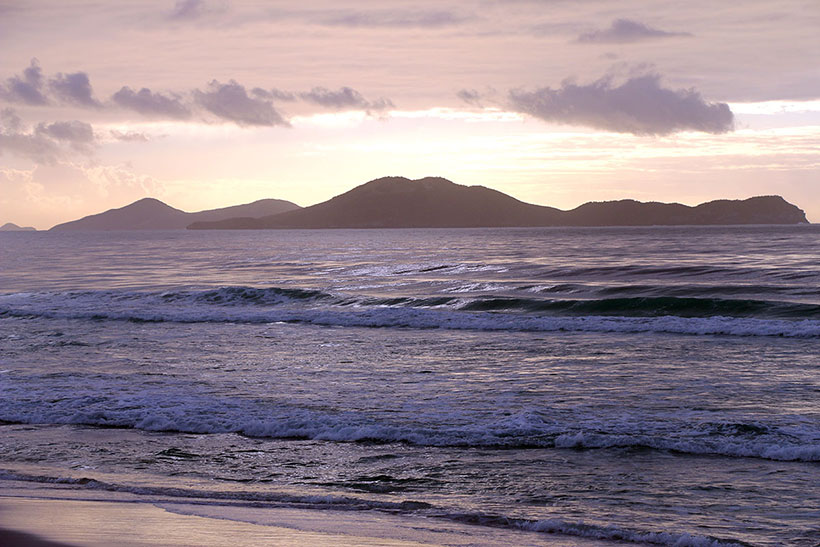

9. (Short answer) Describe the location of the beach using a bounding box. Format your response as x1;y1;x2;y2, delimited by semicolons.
0;484;614;547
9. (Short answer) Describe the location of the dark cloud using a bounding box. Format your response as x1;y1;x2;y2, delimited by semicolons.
252;87;297;102
49;72;101;108
508;74;734;135
299;87;393;111
316;9;468;28
1;61;101;109
193;80;288;126
577;19;691;44
112;86;191;119
0;59;48;106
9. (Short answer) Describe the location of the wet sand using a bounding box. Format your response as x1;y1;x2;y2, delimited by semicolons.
0;483;615;546
0;496;446;547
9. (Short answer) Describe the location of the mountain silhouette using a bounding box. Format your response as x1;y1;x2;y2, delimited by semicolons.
188;176;809;229
49;197;301;231
0;222;37;231
191;177;563;229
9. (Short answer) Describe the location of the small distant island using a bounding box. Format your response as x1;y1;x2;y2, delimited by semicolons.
0;222;37;232
45;176;809;231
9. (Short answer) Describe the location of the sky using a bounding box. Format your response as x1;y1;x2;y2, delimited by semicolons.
0;0;818;229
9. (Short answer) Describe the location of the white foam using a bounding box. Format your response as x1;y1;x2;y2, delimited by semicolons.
1;387;817;461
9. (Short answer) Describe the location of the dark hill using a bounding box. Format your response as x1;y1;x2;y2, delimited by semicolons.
188;177;809;229
49;197;301;231
190;176;564;229
0;222;37;231
689;196;810;225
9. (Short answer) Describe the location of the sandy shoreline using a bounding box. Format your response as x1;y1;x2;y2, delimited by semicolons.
0;495;444;547
0;484;617;547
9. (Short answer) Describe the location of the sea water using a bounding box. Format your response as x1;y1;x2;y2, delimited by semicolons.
0;226;818;546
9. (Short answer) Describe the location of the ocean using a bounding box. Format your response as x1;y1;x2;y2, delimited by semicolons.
0;225;818;546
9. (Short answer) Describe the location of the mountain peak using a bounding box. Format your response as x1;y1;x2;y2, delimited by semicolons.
191;176;561;229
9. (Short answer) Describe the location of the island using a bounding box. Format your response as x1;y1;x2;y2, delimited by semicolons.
0;222;37;231
187;176;809;229
49;197;300;231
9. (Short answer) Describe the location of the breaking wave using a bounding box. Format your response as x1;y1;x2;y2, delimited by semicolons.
1;286;818;337
1;392;817;461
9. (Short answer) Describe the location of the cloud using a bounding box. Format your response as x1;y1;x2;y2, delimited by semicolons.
0;109;96;162
456;89;484;106
315;9;468;28
49;71;101;108
0;59;49;106
1;108;23;132
36;121;95;151
0;108;56;163
0;129;60;164
1;61;101;109
252;87;297;102
577;19;691;44
299;87;393;111
110;130;152;142
508;74;734;135
112;86;192;119
193;80;288;126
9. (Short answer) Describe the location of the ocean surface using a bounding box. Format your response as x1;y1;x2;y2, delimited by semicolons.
0;225;818;546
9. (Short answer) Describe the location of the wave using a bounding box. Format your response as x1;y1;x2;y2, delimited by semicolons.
1;393;817;461
0;469;747;546
1;286;819;337
456;295;819;318
532;263;819;284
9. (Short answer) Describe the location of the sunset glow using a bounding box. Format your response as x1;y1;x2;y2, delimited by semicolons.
1;0;818;228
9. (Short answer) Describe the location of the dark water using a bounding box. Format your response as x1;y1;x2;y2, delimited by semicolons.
1;226;818;546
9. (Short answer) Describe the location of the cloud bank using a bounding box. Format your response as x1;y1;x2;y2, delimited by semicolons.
1;61;396;129
577;19;691;44
508;74;734;135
